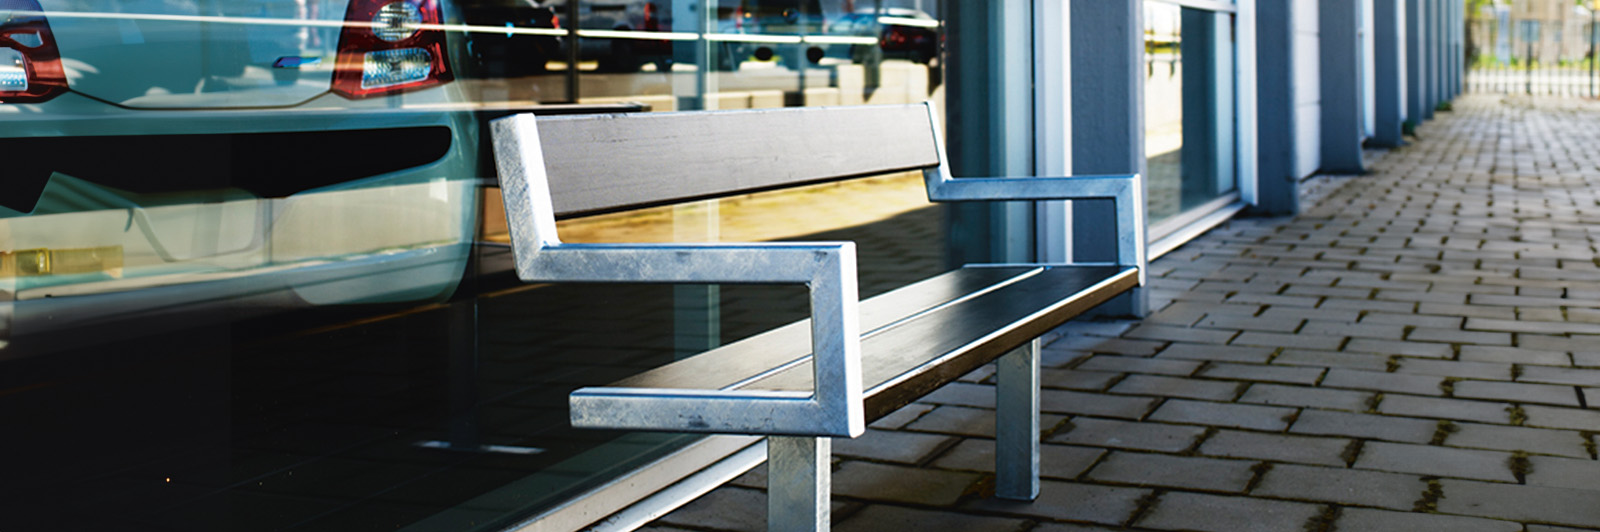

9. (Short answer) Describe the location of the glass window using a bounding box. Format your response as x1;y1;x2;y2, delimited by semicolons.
1143;0;1237;226
1;0;946;530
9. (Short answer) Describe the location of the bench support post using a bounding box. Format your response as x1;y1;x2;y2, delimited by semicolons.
995;338;1041;501
768;436;830;532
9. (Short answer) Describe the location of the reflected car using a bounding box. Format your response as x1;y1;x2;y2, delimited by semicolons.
748;6;939;68
834;7;938;64
0;0;486;355
538;0;755;72
460;0;563;76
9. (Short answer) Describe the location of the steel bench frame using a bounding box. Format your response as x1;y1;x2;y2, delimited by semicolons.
491;102;1145;532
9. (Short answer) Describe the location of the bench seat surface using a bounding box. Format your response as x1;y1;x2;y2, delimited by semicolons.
609;264;1139;423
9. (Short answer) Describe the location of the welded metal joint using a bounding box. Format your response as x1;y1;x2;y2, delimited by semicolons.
491;113;866;438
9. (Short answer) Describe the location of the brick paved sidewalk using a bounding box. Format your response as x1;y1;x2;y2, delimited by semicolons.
648;94;1600;532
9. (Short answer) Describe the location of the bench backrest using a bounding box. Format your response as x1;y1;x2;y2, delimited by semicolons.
533;104;944;217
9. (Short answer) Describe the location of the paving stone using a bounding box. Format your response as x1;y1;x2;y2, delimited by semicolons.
656;487;774;532
1239;383;1371;411
1406;327;1513;346
870;403;936;430
1521;334;1600;354
1272;349;1392;371
1289;284;1373;299
1155;343;1276;363
834;504;1029;532
1226;292;1321;307
1527;526;1600;532
1437;479;1600;528
906;405;1066;438
1135;491;1324;532
1377;395;1512;424
1576;352;1600;367
920;382;998;409
1354;441;1517;482
1126;324;1237;345
1108;375;1241;401
1333;507;1522;532
1299;320;1407;340
1522;404;1600;431
1040;368;1121;391
832;429;959;464
1445;422;1591;458
1040;389;1160;420
1517;366;1600;387
1417;301;1519;320
1199;363;1325;385
1525;455;1600;491
1453;380;1581;406
1251;463;1426;511
1343;338;1455;359
1073;355;1202;376
1320;298;1418;314
830;461;981;506
1084;451;1256;492
1468;317;1600;336
1290;410;1437;444
1321;369;1446;396
1460;345;1572;366
1030;523;1123;532
1232;331;1345;350
1198;430;1353;467
1393;358;1512;379
1195;313;1303;333
1359;312;1463;329
931;440;1105;481
1260;307;1363;323
1148;399;1297;431
1050;335;1165;357
1377;290;1466;305
962;480;1148;526
1050;417;1207;453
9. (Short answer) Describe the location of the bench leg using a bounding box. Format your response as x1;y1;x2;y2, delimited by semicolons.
767;435;830;532
996;338;1041;501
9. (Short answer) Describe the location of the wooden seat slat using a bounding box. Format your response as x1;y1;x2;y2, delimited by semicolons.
745;266;1137;420
610;266;1037;391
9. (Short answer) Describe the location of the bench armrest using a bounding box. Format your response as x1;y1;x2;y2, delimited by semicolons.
917;104;1146;287
491;113;866;438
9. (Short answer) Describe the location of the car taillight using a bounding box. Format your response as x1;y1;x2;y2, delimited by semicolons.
0;0;67;103
881;26;910;49
332;0;452;99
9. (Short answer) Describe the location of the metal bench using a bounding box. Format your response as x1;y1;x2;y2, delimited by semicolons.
490;103;1145;532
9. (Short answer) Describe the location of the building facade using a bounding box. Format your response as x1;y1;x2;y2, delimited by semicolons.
0;1;1464;531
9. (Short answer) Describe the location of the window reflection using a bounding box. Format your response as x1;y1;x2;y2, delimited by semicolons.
1143;1;1236;225
1;0;945;530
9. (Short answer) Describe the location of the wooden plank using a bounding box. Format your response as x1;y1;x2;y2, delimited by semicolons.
536;104;943;217
610;266;1037;391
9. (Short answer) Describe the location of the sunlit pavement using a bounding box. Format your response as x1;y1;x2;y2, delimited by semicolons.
647;93;1600;531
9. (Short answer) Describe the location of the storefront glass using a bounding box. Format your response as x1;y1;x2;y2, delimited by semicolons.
0;0;945;530
1143;0;1238;226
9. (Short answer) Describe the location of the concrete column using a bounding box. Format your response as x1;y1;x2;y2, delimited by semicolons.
1321;0;1366;174
944;1;1035;267
1406;0;1430;125
1070;0;1146;316
1372;0;1407;146
1254;0;1299;215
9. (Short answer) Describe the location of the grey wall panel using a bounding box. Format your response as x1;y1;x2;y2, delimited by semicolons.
1293;0;1323;179
1320;0;1366;174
